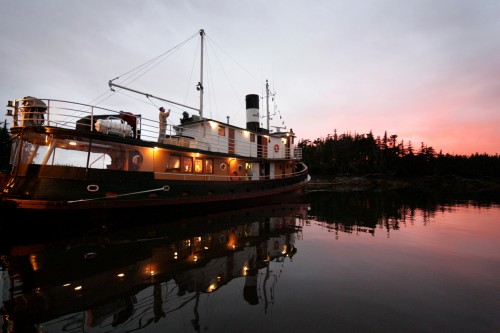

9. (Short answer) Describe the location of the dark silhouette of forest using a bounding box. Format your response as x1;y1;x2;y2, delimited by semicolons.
299;130;499;178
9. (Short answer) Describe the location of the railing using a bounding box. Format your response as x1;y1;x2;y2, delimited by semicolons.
6;97;302;160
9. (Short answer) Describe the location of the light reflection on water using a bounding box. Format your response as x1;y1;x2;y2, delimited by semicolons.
1;192;499;332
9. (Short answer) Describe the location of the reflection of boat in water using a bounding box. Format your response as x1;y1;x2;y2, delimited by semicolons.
0;29;309;210
0;202;309;331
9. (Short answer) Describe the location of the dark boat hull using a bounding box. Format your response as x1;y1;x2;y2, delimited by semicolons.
1;168;310;210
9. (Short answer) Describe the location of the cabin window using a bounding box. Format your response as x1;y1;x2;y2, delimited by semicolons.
218;125;226;136
238;164;243;172
194;158;203;173
205;159;214;174
17;133;127;171
168;154;181;171
181;156;193;172
220;162;227;170
20;133;93;168
245;163;253;178
250;133;255;143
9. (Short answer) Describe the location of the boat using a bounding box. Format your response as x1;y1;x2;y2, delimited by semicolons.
0;29;309;210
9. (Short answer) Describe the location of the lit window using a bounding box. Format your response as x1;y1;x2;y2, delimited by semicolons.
194;158;203;173
181;156;193;172
168;155;180;171
205;159;214;174
218;125;226;136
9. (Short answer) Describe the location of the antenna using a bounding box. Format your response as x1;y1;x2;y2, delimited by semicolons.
265;79;276;131
271;125;286;133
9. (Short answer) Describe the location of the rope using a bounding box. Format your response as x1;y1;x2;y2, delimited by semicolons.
87;31;199;110
67;185;170;204
115;31;199;86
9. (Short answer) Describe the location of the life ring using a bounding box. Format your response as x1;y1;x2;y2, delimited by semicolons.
274;144;280;153
231;171;240;181
129;152;143;171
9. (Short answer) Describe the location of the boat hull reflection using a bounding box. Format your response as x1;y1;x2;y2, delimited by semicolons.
0;201;309;331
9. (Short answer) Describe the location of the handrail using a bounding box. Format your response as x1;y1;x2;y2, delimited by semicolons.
7;97;302;160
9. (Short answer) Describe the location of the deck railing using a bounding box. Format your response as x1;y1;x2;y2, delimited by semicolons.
6;98;302;160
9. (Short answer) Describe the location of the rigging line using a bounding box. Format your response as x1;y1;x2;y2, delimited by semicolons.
206;39;243;110
203;44;213;118
115;89;157;108
91;90;116;106
115;88;180;117
86;89;114;107
54;88;115;126
183;34;200;106
144;94;190;117
206;35;261;83
205;50;216;119
55;93;117;128
61;32;197;124
114;31;199;84
117;49;176;89
89;32;198;111
115;90;182;127
118;44;182;88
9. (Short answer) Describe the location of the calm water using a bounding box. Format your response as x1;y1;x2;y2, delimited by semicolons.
1;191;499;333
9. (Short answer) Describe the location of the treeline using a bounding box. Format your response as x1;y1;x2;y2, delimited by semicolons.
298;130;499;178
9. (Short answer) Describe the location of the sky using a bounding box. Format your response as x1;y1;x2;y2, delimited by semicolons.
1;0;499;156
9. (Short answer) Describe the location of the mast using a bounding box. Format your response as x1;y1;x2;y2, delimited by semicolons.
266;80;270;131
199;29;205;117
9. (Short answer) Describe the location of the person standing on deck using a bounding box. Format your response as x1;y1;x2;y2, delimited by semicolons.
158;107;170;142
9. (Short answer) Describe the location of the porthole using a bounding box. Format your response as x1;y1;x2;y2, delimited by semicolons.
220;162;227;170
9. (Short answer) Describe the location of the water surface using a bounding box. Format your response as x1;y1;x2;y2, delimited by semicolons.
1;192;499;332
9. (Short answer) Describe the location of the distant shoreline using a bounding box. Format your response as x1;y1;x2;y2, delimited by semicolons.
306;174;500;194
